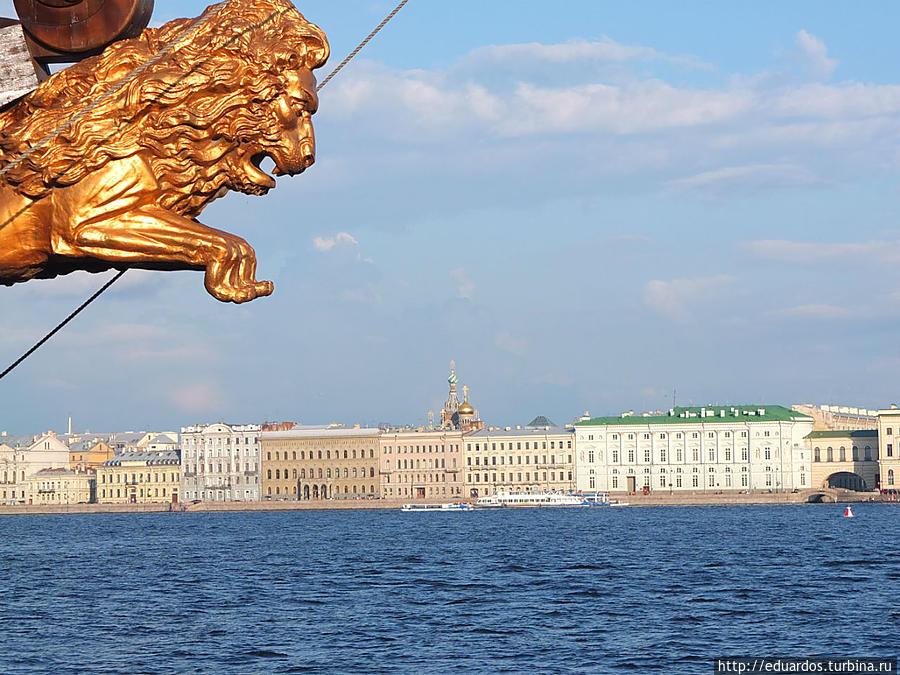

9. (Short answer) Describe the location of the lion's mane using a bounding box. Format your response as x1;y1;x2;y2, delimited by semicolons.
0;0;328;214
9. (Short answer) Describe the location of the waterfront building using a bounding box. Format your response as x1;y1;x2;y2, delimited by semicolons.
260;426;381;500
792;404;877;431
69;439;114;472
463;422;575;498
575;406;814;494
25;468;94;505
96;451;181;504
379;429;464;500
0;432;70;504
806;430;879;491
180;423;261;501
877;406;900;490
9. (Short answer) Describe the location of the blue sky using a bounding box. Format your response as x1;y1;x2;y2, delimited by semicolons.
3;0;900;433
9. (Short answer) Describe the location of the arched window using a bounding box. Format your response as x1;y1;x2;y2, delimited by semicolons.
275;451;279;460
814;447;821;462
276;486;280;494
326;468;331;478
839;446;846;462
292;469;298;479
318;450;322;459
267;452;271;460
370;468;375;478
267;469;272;479
318;468;323;478
865;446;872;461
853;446;859;461
352;449;357;459
275;469;280;479
267;487;272;495
292;451;297;460
301;451;305;460
826;447;833;462
327;450;331;459
300;469;306;479
344;450;348;459
370;449;374;458
889;470;894;486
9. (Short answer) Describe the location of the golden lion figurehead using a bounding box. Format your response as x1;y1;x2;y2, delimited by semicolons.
0;0;329;215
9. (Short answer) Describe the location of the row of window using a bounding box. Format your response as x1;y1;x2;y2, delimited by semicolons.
591;448;782;464
99;472;178;484
182;436;258;445
583;430;759;441
468;454;573;467
99;487;172;499
468;440;572;452
266;484;377;497
266;467;376;480
386;458;455;470
593;473;808;489
467;471;573;483
382;444;461;454
183;463;256;474
812;446;874;462
265;448;375;461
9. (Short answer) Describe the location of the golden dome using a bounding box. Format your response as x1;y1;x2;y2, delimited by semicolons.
459;402;474;415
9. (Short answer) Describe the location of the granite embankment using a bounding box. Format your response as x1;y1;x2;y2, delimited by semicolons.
0;489;892;515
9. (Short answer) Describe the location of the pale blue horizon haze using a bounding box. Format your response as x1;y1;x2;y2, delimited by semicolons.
3;0;900;434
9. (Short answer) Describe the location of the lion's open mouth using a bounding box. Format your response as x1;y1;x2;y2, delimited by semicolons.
245;152;277;189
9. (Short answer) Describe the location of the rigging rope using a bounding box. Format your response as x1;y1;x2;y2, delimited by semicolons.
0;0;411;381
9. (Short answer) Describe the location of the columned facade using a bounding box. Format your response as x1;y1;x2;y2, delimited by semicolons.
575;406;814;494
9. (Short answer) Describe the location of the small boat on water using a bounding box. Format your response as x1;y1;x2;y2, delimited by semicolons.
400;502;472;512
583;492;629;507
474;490;592;509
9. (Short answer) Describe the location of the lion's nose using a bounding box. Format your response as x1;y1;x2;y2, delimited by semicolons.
300;140;315;168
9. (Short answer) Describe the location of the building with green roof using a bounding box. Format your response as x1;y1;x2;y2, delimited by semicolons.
574;404;814;495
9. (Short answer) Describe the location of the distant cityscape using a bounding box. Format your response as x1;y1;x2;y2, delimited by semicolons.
2;362;899;507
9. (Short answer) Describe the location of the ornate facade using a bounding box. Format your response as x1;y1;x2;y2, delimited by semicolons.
25;468;94;505
575;406;814;494
260;427;381;500
180;423;261;501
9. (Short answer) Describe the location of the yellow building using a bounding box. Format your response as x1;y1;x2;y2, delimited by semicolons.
806;430;879;491
96;451;181;504
464;422;575;498
260;426;381;500
25;468;94;505
69;439;114;472
877;406;900;491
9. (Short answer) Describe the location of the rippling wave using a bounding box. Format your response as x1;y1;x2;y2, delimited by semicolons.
0;504;896;673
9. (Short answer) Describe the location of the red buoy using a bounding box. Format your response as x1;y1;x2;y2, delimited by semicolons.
844;505;854;518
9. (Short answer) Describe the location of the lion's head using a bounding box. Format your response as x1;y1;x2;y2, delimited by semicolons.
0;0;329;215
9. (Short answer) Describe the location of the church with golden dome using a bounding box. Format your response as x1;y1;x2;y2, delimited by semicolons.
439;361;484;432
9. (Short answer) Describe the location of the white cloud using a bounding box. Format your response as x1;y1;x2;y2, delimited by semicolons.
468;38;713;70
312;232;372;263
796;30;838;80
644;275;736;320
742;239;900;264
450;268;475;300
313;232;359;251
666;163;823;198
770;303;856;320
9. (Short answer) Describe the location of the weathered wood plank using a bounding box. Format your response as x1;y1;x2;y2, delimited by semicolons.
0;23;40;107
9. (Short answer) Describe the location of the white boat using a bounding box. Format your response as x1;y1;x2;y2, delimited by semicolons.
474;490;592;509
583;492;629;507
400;502;472;512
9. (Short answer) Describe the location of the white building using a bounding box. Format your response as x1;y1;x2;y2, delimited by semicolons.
575;406;814;494
0;432;71;504
180;423;261;501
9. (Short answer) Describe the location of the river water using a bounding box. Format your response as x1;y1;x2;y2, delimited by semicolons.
0;504;896;673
